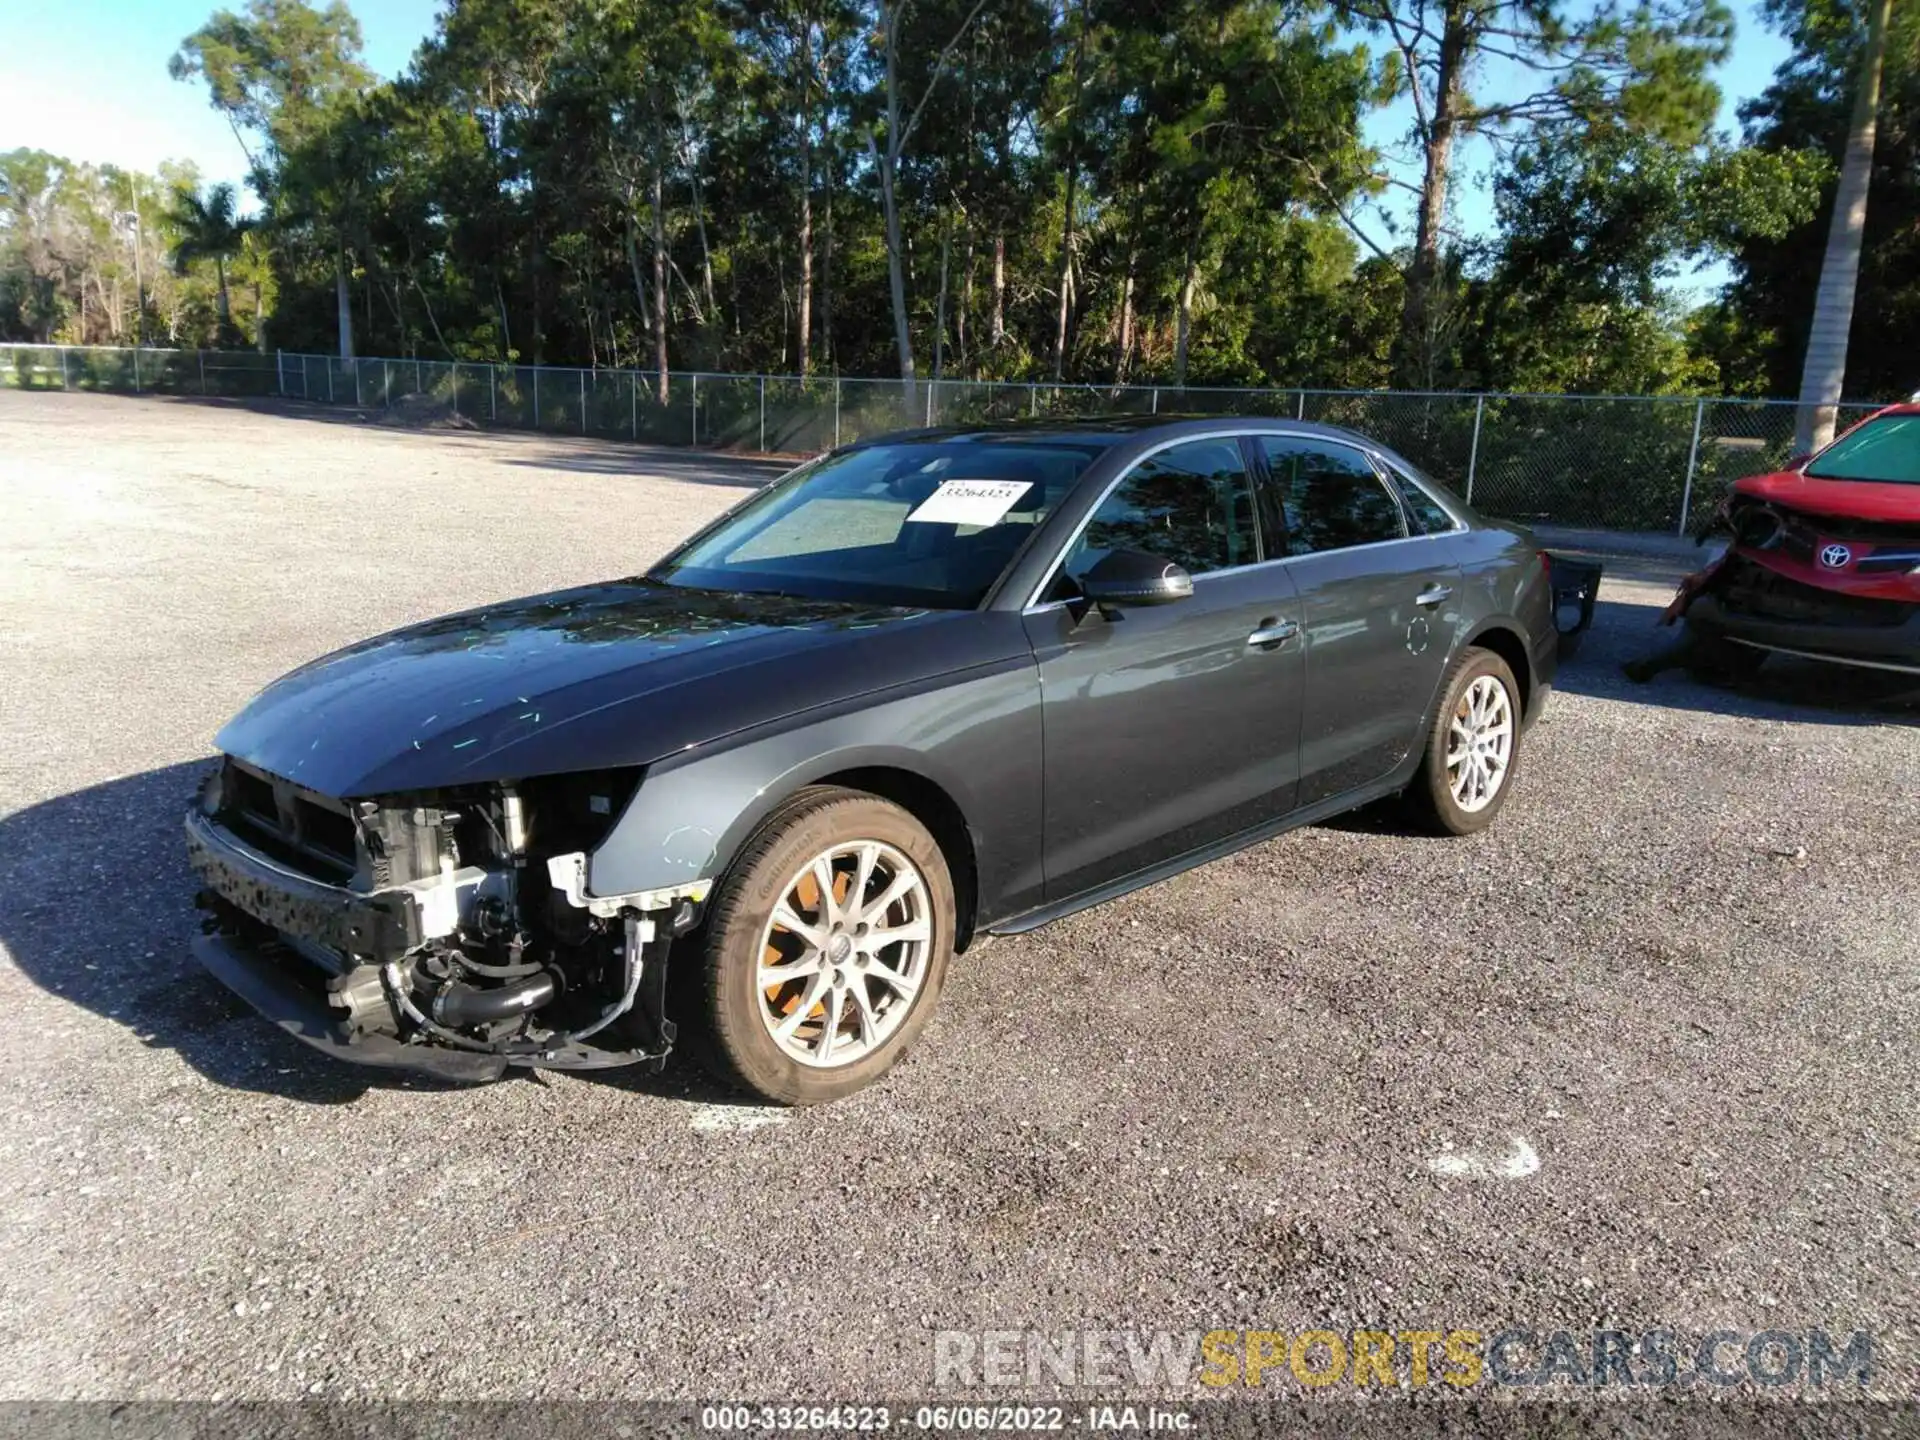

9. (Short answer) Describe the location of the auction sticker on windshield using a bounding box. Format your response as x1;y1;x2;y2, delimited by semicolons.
906;479;1032;526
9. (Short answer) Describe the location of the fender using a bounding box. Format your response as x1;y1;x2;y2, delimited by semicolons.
1461;610;1554;714
584;656;1046;923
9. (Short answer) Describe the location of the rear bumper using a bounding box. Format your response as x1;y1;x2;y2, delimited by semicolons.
1545;553;1601;644
191;931;507;1082
1685;596;1920;675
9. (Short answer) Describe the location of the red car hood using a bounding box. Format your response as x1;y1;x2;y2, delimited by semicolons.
1734;470;1920;524
1722;470;1920;603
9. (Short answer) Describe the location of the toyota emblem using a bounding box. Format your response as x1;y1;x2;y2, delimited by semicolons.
1819;543;1852;569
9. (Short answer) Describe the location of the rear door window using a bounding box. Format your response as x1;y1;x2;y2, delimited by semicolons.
1379;459;1460;534
1258;437;1407;555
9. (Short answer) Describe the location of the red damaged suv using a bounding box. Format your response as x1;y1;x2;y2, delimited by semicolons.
1667;405;1920;679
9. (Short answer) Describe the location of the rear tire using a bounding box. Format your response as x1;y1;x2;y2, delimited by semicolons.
702;787;954;1105
1410;647;1524;836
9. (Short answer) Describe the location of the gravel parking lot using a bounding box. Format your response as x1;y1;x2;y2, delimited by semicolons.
0;390;1915;1411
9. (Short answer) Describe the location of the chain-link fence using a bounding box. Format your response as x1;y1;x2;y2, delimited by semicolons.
1;343;1885;535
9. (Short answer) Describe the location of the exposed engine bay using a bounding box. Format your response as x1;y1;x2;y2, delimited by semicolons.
186;758;704;1079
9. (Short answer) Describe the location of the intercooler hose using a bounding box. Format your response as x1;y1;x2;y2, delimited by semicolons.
430;970;558;1028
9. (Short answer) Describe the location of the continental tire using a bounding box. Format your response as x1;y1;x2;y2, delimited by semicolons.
702;787;954;1104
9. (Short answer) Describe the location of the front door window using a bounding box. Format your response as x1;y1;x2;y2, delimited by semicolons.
1059;438;1261;592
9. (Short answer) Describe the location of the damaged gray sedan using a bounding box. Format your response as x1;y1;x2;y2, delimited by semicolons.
189;417;1557;1103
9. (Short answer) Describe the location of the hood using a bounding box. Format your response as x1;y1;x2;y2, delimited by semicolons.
1734;470;1920;525
216;581;1001;797
1721;477;1920;603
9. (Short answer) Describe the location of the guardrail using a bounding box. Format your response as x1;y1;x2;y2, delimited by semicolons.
0;343;1884;534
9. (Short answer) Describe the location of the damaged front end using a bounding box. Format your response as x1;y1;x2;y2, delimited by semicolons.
186;759;704;1081
1660;491;1920;677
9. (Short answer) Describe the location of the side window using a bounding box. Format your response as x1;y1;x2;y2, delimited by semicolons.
1381;459;1460;534
1064;438;1260;581
1259;437;1406;556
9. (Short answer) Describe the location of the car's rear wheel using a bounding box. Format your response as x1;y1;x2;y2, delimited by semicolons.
703;787;954;1105
1411;647;1523;836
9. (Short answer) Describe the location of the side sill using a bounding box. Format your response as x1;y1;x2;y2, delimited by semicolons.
985;771;1414;938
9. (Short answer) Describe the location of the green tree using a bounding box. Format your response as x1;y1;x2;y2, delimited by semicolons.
168;181;255;342
0;150;200;346
1471;124;1825;393
1338;0;1735;385
170;0;373;173
172;0;372;355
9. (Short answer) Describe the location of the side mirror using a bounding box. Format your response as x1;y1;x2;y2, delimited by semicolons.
1785;451;1812;471
1077;548;1195;608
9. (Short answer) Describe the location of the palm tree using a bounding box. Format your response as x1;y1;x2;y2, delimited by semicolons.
169;182;255;344
1793;0;1893;454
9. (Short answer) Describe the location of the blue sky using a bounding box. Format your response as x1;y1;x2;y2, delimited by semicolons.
3;0;1790;300
0;0;442;189
1354;3;1792;299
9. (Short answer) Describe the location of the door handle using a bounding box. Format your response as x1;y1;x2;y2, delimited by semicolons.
1247;618;1299;648
1415;584;1453;608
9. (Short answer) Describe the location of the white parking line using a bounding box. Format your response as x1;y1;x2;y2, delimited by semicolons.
688;1104;788;1134
1428;1136;1541;1180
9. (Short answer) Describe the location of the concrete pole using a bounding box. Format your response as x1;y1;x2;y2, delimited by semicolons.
1465;396;1486;504
1678;399;1707;536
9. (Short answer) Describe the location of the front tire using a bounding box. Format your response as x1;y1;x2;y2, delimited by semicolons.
703;787;954;1105
1410;647;1523;836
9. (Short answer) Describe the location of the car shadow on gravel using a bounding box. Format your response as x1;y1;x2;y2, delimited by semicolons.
0;760;763;1110
134;395;787;490
500;447;794;485
1556;598;1920;724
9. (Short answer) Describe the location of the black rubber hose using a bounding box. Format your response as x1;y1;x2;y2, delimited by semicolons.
430;971;557;1028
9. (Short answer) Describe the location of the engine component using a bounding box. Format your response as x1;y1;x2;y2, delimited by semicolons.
430;969;558;1027
358;801;461;889
327;965;392;1031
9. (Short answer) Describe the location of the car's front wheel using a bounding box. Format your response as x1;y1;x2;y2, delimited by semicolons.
1410;646;1524;836
703;787;954;1104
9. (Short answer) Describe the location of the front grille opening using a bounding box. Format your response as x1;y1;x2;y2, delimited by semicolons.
296;798;357;863
219;761;358;885
231;766;278;824
1722;558;1917;629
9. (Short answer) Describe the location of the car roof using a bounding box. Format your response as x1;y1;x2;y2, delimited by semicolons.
843;414;1381;451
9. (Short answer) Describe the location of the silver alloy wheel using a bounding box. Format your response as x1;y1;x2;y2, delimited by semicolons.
755;840;933;1068
1446;673;1514;814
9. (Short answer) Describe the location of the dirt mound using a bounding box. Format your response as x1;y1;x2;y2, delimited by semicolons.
373;393;478;430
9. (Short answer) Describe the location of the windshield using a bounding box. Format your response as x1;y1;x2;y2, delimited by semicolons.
1805;414;1920;483
650;439;1104;608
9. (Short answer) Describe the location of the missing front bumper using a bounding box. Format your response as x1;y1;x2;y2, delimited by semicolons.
187;807;687;1079
192;919;681;1078
184;807;431;962
192;931;509;1082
